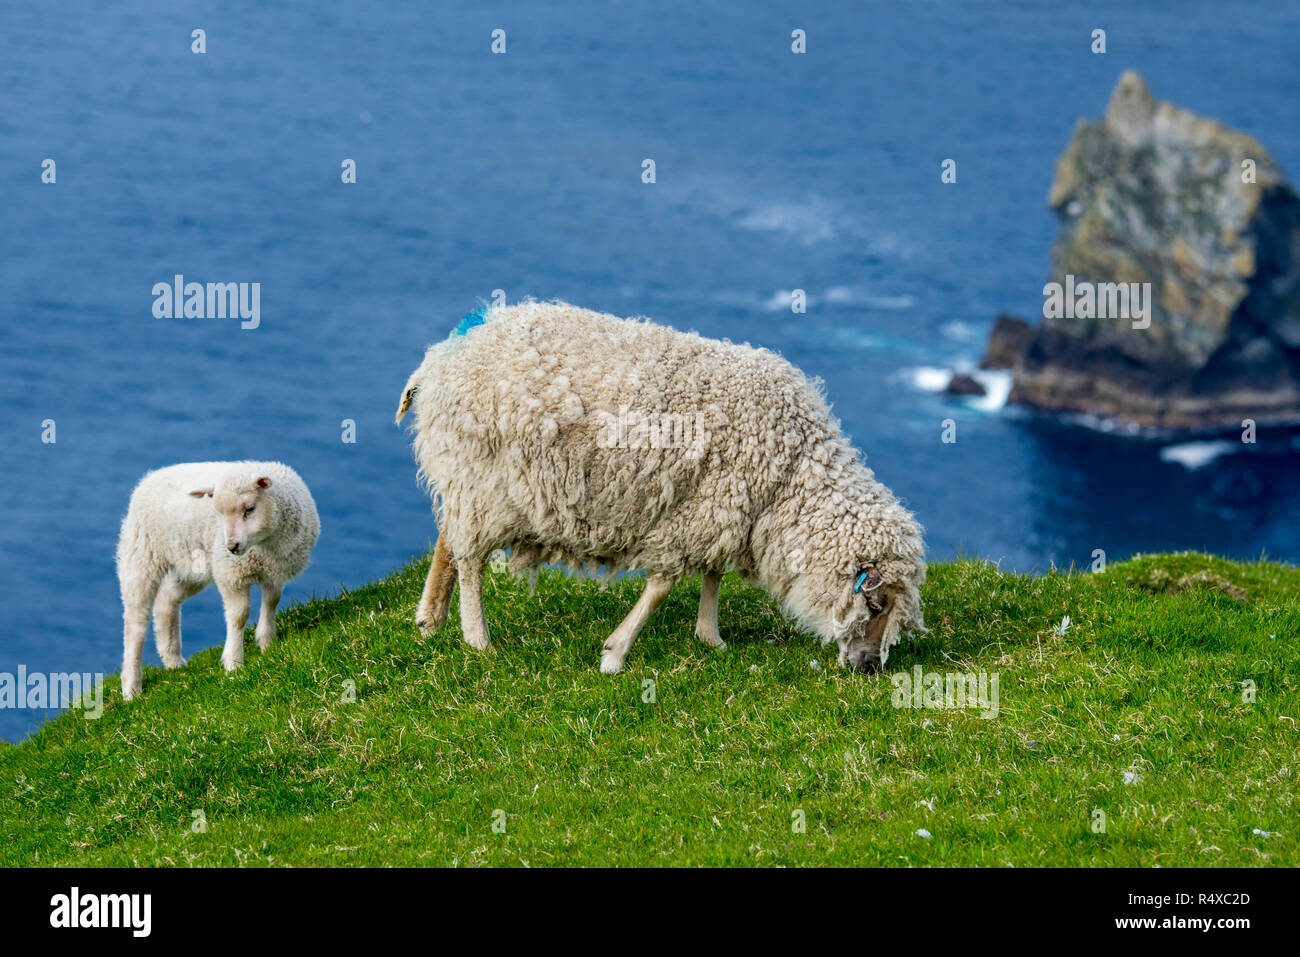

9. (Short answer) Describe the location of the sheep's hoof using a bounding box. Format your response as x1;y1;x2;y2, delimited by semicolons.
121;681;141;702
256;634;274;653
694;626;726;650
599;651;625;675
415;612;445;637
222;657;244;673
161;656;186;670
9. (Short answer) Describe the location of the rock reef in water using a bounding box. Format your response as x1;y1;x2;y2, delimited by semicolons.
985;71;1300;430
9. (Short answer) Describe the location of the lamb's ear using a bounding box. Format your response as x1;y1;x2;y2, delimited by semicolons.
255;476;272;491
189;488;214;499
395;383;417;424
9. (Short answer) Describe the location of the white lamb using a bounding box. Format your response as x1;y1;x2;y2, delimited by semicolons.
116;461;320;700
396;300;926;675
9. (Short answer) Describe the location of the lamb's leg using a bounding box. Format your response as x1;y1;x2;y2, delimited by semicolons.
121;575;162;702
694;571;726;651
152;573;193;669
416;536;456;636
600;573;678;674
218;583;252;672
457;555;492;651
255;583;282;653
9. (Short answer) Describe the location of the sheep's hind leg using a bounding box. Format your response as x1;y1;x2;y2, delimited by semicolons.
694;571;726;651
121;575;162;702
153;573;200;669
416;536;456;636
457;555;492;651
600;573;678;675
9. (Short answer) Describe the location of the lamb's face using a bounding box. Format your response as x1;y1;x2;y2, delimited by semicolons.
194;476;274;556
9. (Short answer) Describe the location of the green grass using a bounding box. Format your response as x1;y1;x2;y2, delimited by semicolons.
2;552;1296;866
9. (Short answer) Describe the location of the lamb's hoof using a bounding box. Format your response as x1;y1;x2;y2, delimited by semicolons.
415;614;442;637
599;651;625;675
463;636;493;653
121;680;141;702
256;636;274;653
161;657;186;670
222;657;244;673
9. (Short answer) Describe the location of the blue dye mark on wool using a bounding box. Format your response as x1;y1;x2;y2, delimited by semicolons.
453;304;489;336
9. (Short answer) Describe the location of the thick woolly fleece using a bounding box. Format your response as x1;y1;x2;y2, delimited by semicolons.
398;300;925;665
116;461;320;699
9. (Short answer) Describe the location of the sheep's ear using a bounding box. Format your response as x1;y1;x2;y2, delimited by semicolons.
189;487;214;499
395;384;417;424
255;476;272;490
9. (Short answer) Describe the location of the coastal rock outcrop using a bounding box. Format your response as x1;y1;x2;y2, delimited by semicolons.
979;316;1034;370
986;71;1300;430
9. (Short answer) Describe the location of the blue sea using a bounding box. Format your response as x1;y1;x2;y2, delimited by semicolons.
3;1;1298;740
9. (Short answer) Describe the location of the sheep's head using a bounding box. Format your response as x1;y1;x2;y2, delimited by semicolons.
810;496;925;673
833;558;925;673
759;482;927;674
192;474;274;556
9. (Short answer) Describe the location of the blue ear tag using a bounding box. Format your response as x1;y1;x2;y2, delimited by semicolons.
855;572;869;593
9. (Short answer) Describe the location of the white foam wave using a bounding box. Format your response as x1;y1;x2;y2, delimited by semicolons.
1158;440;1236;470
761;290;798;312
758;287;915;312
966;369;1013;412
906;366;953;392
736;198;836;244
940;320;976;341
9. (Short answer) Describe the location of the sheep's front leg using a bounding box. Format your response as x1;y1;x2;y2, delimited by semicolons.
416;536;456;636
600;573;678;674
694;571;726;651
256;583;282;652
218;583;252;672
457;556;492;651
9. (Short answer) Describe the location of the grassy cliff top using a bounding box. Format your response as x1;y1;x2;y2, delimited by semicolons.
2;552;1296;866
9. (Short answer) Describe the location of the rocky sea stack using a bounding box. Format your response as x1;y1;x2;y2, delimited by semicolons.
985;71;1300;430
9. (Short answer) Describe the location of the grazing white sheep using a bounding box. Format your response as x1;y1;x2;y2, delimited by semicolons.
396;300;925;674
116;461;320;700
